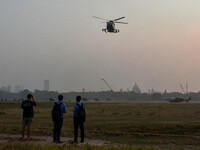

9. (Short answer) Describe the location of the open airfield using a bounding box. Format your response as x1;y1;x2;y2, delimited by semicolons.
0;101;200;150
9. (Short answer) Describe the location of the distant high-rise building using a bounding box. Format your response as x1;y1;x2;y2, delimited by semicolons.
164;89;167;93
44;80;49;91
151;88;155;93
132;83;141;93
148;89;151;94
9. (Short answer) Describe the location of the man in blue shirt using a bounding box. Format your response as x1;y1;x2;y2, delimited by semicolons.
72;96;86;143
52;95;67;143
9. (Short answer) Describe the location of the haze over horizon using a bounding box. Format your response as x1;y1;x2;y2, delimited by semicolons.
0;0;200;93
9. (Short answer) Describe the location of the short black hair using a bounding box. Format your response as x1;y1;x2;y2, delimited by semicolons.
76;96;81;102
27;94;33;99
58;95;63;101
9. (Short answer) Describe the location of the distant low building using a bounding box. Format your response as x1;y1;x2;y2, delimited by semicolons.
132;83;141;93
0;86;11;92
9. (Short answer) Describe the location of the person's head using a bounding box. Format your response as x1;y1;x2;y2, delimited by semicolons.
58;95;63;101
27;94;33;99
76;96;81;102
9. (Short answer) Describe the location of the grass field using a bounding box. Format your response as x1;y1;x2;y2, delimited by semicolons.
0;101;200;149
0;143;169;150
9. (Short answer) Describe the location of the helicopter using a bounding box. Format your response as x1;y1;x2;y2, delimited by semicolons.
166;84;192;103
167;97;191;103
93;16;128;33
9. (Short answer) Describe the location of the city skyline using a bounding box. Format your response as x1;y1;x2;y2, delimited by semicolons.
0;81;193;94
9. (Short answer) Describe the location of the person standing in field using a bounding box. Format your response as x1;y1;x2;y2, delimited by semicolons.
21;94;37;140
52;95;67;143
72;96;86;143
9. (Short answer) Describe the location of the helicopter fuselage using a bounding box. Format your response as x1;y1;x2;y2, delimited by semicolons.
102;21;119;33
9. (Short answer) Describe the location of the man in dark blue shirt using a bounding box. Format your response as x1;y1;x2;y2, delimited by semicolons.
52;95;67;143
21;94;37;140
72;96;86;143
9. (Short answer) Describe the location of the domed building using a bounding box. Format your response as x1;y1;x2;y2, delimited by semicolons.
132;83;141;93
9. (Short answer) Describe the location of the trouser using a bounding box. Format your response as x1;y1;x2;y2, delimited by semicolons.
74;118;84;142
53;118;63;141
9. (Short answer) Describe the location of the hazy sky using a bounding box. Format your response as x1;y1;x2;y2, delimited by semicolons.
0;0;200;92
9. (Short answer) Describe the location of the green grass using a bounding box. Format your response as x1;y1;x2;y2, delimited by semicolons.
0;101;200;149
0;143;181;150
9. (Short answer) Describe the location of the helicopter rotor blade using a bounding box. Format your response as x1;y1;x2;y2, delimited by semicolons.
93;16;109;21
115;21;128;24
113;16;125;21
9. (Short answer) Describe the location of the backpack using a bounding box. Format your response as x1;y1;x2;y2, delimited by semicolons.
77;103;86;122
52;102;62;121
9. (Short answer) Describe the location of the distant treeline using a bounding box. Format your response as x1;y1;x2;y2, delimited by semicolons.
0;89;200;101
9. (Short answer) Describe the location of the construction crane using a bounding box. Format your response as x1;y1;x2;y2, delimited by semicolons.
180;83;190;96
180;84;185;94
102;78;113;92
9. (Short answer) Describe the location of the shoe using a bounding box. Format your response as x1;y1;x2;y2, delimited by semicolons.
70;140;77;144
80;140;84;143
56;141;63;143
20;137;25;141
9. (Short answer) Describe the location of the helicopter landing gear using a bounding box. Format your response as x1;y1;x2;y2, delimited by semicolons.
102;29;107;33
114;29;119;33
